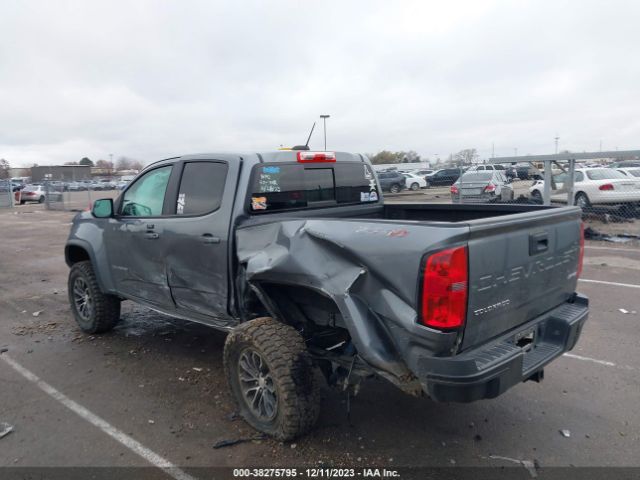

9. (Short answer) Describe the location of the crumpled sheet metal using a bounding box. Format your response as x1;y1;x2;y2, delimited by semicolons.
236;219;467;378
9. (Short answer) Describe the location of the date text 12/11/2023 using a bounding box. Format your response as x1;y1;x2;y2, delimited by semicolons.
232;468;400;478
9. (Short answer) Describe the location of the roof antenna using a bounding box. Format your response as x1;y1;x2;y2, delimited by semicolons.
292;122;315;151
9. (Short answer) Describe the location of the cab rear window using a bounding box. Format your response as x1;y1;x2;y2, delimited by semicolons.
249;162;379;213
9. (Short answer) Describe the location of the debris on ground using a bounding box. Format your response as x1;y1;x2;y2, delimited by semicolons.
560;429;571;438
0;347;8;354
148;419;155;424
192;367;203;372
11;322;58;336
489;455;539;478
212;434;266;449
32;311;43;317
619;309;629;314
0;423;14;439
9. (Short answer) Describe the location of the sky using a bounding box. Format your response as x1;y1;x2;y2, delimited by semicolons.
1;0;640;166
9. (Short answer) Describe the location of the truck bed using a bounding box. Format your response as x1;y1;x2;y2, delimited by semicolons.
237;202;582;355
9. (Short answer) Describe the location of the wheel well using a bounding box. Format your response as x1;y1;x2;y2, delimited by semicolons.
66;245;91;267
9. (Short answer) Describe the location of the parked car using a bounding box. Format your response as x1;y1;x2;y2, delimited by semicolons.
609;160;640;168
425;168;461;187
116;180;131;190
67;181;88;191
401;173;427;191
529;167;640;208
377;171;406;193
415;169;434;177
617;167;640;178
451;171;514;203
66;149;588;440
15;184;63;204
100;179;117;190
465;164;506;173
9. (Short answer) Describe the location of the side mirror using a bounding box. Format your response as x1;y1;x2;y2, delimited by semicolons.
92;198;114;218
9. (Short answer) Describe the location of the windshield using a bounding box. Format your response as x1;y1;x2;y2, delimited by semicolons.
586;169;627;180
249;162;379;213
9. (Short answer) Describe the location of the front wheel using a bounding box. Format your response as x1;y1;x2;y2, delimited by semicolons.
224;317;320;440
389;184;400;194
410;182;420;191
68;261;121;333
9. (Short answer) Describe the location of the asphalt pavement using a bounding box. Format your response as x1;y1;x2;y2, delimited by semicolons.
0;208;638;478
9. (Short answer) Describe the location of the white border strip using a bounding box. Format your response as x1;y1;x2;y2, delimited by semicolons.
579;278;640;289
0;354;197;480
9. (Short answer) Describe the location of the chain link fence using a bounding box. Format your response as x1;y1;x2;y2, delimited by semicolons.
0;179;14;208
384;159;640;243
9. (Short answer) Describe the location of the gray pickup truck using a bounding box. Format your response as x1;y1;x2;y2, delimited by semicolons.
65;150;588;440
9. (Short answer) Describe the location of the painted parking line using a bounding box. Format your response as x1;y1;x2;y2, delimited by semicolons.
563;353;616;367
0;354;197;480
579;278;640;289
563;353;637;372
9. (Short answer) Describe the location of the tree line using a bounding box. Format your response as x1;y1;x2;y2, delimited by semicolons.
367;149;480;166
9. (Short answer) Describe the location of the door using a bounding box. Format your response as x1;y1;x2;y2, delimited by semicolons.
104;164;175;308
163;159;237;322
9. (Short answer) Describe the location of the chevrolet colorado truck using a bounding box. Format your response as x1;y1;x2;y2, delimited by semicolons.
65;150;588;440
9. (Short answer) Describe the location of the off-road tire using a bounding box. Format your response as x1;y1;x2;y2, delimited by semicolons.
224;317;320;440
68;260;120;334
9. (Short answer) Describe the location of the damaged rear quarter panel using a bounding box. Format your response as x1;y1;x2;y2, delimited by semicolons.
236;218;469;377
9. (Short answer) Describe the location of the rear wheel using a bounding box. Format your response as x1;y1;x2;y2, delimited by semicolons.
68;261;120;333
410;182;420;191
224;317;320;440
389;184;400;194
531;190;542;204
575;192;591;210
38;196;45;203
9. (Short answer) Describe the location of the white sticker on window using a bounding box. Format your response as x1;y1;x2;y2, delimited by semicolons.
177;193;185;214
360;191;370;202
369;190;378;202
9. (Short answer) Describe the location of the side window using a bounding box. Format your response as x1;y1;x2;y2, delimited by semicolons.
575;171;584;182
177;162;228;215
478;166;485;171
121;166;172;217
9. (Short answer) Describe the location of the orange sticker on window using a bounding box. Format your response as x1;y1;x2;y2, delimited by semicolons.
251;196;267;210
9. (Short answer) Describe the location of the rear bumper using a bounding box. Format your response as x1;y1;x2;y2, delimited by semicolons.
415;293;589;402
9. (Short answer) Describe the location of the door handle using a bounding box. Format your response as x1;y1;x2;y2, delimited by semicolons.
144;232;159;240
202;234;220;244
529;232;548;255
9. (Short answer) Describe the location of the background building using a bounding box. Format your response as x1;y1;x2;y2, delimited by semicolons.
30;165;91;182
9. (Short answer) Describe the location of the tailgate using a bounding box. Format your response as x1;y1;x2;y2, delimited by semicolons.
461;207;582;350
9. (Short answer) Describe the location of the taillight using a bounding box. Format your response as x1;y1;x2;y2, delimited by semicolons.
297;151;336;163
450;185;459;194
419;246;468;330
484;184;496;192
577;222;584;278
599;183;614;191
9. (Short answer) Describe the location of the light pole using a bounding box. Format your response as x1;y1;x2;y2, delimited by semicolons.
554;135;559;154
320;115;330;151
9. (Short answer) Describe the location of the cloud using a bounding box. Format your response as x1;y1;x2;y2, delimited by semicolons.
1;0;639;166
